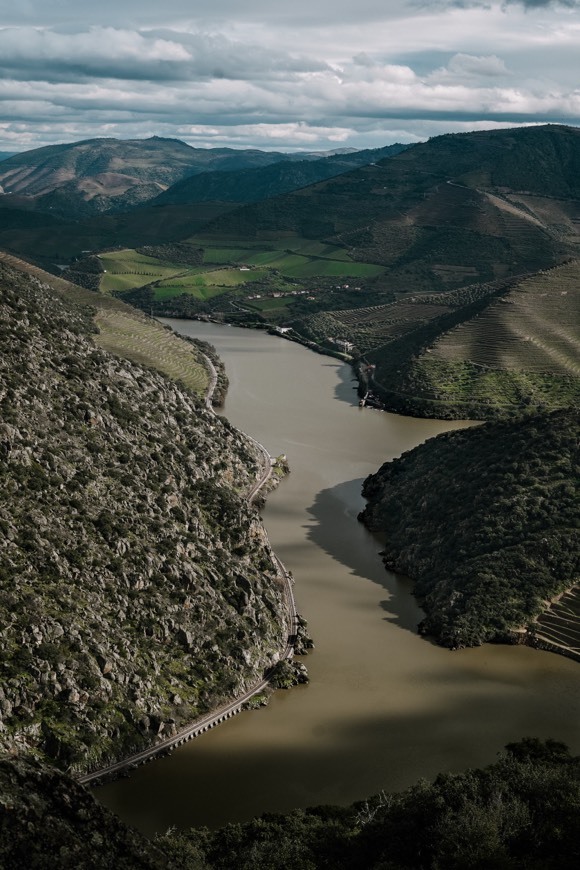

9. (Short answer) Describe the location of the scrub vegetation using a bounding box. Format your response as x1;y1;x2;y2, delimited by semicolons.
2;739;580;869
359;409;579;651
0;262;289;772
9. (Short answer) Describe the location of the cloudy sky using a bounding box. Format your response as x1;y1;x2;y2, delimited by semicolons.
0;0;579;153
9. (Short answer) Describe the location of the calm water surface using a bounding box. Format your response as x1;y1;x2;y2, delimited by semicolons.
97;321;580;836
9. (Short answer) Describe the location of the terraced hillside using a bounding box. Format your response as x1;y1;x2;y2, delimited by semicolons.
0;251;209;395
398;260;580;416
299;297;454;354
533;587;580;661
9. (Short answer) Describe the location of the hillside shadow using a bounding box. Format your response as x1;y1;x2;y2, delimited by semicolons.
94;672;575;836
319;360;360;406
304;478;427;638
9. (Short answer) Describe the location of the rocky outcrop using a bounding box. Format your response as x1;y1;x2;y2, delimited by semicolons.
0;263;289;772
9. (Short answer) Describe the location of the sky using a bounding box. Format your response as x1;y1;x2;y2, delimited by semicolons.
0;0;579;153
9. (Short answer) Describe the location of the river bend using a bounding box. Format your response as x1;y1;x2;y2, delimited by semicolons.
97;321;580;836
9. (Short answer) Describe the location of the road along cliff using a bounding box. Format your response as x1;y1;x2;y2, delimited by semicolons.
0;261;305;777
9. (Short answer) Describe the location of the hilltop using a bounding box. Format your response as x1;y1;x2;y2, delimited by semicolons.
359;409;580;652
207;125;580;283
153;143;409;206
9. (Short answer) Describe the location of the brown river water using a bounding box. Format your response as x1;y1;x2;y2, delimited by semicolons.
97;321;580;836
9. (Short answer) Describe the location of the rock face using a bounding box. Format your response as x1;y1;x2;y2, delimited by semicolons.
0;263;288;772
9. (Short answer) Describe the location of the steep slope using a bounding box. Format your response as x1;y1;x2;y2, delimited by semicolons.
359;410;579;651
0;756;167;869
0;251;210;395
0;263;289;772
154;144;409;205
207;125;580;291
390;259;580;417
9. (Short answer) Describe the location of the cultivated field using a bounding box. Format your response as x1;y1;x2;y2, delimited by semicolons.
301;297;453;353
432;261;580;375
98;250;192;292
101;238;384;304
401;261;580;413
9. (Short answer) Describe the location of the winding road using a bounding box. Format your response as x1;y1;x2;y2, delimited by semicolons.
78;350;299;786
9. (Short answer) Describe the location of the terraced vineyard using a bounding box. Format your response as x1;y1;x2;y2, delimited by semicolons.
0;251;209;395
400;261;580;415
533;587;580;662
432;262;580;374
299;297;456;353
98;249;193;293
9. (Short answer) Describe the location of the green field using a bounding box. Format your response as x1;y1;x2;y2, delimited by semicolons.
193;236;383;277
200;247;254;264
99;250;190;292
245;296;293;312
99;238;385;307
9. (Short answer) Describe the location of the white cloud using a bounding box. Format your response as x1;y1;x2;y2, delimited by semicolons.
0;1;578;151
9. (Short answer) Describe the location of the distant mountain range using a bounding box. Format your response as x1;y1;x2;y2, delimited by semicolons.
0;136;407;217
1;124;579;419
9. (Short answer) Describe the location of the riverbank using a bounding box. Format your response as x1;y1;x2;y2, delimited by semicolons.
78;351;309;786
95;320;579;836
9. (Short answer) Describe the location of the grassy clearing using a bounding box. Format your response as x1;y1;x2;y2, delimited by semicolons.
153;284;225;302
99;240;384;306
192;236;383;277
99;250;189;293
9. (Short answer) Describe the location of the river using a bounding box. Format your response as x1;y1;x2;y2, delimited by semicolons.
97;321;580;836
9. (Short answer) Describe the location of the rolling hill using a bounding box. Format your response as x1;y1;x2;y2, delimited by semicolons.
0;137;346;218
2;125;579;420
207;124;580;289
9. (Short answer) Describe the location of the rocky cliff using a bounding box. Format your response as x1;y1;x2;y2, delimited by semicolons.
0;263;288;772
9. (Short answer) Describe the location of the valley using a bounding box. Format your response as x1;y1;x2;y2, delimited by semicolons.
0;123;578;867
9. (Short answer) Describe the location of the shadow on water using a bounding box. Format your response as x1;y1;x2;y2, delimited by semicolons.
96;674;580;836
320;361;360;406
304;477;426;637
